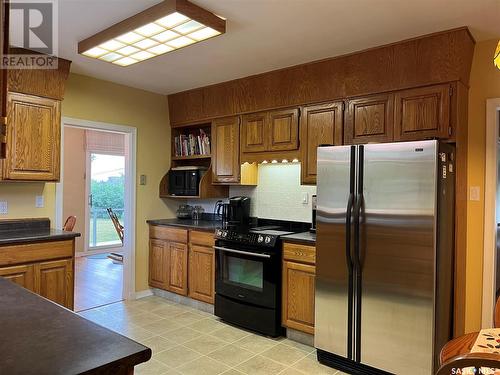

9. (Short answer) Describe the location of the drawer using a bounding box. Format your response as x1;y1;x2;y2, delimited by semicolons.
149;225;188;243
0;240;74;266
283;242;316;264
189;230;215;247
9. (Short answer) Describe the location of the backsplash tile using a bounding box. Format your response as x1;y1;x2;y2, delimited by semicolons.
188;163;316;223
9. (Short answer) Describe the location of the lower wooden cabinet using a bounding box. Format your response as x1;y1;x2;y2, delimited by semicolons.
168;242;188;295
0;240;75;310
282;242;316;335
188;244;215;304
148;226;214;301
34;259;73;309
0;264;35;291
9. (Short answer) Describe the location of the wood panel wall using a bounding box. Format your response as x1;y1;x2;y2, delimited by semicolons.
168;27;475;125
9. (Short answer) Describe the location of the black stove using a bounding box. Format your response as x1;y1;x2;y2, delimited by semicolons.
214;225;294;337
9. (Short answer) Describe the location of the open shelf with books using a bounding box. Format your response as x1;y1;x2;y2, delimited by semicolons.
172;124;211;159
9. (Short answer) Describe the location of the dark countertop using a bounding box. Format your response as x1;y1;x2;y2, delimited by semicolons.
0;278;151;374
281;231;316;245
147;218;221;232
0;218;80;245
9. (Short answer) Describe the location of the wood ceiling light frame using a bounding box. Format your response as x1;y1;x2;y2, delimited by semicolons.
78;0;225;59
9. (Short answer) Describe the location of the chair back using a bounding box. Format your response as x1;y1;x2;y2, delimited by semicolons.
63;216;76;231
107;208;124;244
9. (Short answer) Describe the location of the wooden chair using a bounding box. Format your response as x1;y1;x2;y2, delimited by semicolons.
106;208;124;244
63;216;76;231
438;296;500;374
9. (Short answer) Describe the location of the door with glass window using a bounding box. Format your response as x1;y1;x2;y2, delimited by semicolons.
87;153;125;249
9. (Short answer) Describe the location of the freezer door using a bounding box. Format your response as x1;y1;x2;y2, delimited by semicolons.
315;145;354;358
358;141;437;374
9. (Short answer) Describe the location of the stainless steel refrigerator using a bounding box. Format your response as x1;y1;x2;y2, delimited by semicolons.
314;140;455;375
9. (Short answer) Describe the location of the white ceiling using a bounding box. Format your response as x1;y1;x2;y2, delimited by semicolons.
59;0;500;95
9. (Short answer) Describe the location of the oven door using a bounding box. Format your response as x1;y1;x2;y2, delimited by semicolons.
215;242;279;308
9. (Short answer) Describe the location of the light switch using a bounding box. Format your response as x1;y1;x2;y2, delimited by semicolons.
470;186;481;201
35;195;44;208
302;192;309;205
0;201;7;214
140;174;147;185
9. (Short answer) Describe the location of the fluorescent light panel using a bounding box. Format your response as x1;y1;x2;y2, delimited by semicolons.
80;5;224;67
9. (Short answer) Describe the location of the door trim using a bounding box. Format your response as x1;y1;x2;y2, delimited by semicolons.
55;116;137;301
482;98;500;328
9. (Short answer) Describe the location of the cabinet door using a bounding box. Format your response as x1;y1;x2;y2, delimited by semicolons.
282;261;315;334
34;259;73;309
188;244;215;304
344;93;394;144
168;242;188;295
268;108;299;151
300;102;343;184
0;264;35;291
4;92;61;181
241;112;268;153
212;116;240;183
149;239;169;290
394;84;451;141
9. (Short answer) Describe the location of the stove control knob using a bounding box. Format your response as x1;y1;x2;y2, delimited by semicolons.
265;236;272;244
257;235;264;243
216;230;221;237
222;231;227;238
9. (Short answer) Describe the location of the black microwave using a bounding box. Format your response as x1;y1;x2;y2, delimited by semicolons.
168;167;207;196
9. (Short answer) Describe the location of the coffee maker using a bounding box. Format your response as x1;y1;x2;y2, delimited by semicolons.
216;196;251;229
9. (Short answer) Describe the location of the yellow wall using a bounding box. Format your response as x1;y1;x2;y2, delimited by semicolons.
0;73;175;293
62;73;176;292
465;39;500;332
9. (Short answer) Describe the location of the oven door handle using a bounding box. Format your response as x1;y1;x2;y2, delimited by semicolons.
213;246;272;259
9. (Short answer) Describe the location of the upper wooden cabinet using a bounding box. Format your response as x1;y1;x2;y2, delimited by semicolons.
241;108;299;153
394;84;451;141
3;92;61;181
300;102;343;184
241;112;267;153
268;108;299;151
344;93;394;145
212;116;240;184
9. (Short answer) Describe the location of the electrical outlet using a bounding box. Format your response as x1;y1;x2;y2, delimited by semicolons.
470;186;480;201
302;192;309;205
35;195;44;208
0;201;7;214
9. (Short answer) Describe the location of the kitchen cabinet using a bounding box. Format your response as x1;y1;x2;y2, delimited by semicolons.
212;116;241;184
241;108;299;153
148;239;169;289
394;83;451;141
0;264;35;291
300;102;344;185
188;230;215;304
241;112;267;153
168;242;188;295
282;242;316;335
35;259;73;309
3;92;61;181
148;225;189;296
344;93;394;144
0;239;75;310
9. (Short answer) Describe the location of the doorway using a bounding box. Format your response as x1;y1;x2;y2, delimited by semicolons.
56;117;137;312
483;99;500;327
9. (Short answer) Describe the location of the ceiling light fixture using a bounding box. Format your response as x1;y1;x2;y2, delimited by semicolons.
495;41;500;70
78;0;226;67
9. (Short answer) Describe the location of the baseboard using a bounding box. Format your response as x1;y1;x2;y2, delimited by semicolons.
133;289;153;300
151;288;215;314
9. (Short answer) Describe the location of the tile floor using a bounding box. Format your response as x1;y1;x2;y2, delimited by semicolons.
78;295;347;375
